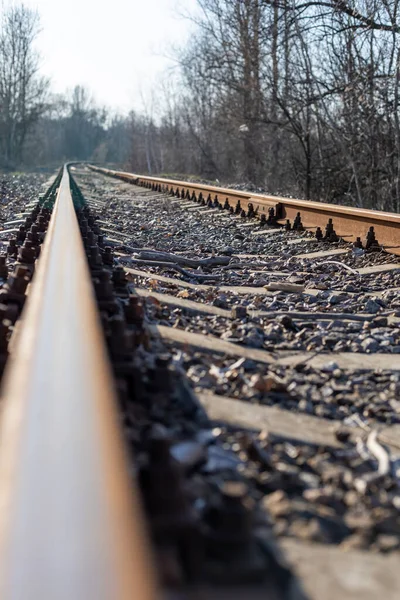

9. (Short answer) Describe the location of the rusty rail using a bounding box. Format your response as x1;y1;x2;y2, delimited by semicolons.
0;166;156;600
90;165;400;255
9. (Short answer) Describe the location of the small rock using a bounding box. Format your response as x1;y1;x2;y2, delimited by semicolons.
321;361;339;373
203;445;244;473
250;374;287;393
365;298;381;314
170;441;207;471
277;315;297;331
315;283;329;290
361;337;379;353
213;297;229;309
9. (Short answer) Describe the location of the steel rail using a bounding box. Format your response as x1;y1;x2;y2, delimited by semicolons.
0;166;156;600
90;165;400;255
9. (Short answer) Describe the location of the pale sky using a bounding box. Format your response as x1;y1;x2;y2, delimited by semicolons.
2;0;197;113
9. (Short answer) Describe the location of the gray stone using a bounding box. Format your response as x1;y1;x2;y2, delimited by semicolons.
365;298;381;314
361;337;380;352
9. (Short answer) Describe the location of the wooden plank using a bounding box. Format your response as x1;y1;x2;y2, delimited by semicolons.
126;266;400;300
198;393;348;447
172;201;196;208
250;229;283;237
357;263;400;275
0;228;19;236
372;286;400;297
135;288;378;322
278;352;400;371
3;219;25;227
379;424;400;449
150;324;400;370
135;288;231;317
236;222;260;228
101;227;130;238
282;539;400;600
237;254;273;259
200;392;400;451
108;237;133;246
125;268;215;291
148;324;276;364
287;237;319;245
124;267;291;291
296;248;349;259
197;208;220;215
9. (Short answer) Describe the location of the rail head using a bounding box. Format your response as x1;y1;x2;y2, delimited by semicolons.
0;166;156;600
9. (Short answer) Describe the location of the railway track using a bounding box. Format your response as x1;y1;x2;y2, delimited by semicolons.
0;164;400;599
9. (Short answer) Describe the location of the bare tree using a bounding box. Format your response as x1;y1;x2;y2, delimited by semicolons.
0;4;49;168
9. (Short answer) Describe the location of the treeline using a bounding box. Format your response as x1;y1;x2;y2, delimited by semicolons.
2;2;400;212
24;86;132;167
137;0;400;211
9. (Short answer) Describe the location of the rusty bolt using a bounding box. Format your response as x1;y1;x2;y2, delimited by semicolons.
108;315;134;358
93;270;114;300
247;203;255;218
112;265;128;288
6;273;29;295
102;246;114;266
324;218;334;239
293;212;304;231
18;245;36;264
266;207;277;226
0;256;8;279
17;225;26;243
7;238;17;258
36;216;47;232
88;246;103;268
366;226;379;249
124;296;144;326
329;229;339;243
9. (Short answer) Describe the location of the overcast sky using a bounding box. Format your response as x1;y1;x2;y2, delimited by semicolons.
3;0;197;113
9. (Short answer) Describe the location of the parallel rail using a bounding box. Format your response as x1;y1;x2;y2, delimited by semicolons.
0;166;156;599
90;165;400;255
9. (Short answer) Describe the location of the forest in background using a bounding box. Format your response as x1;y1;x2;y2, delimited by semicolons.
1;1;400;211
